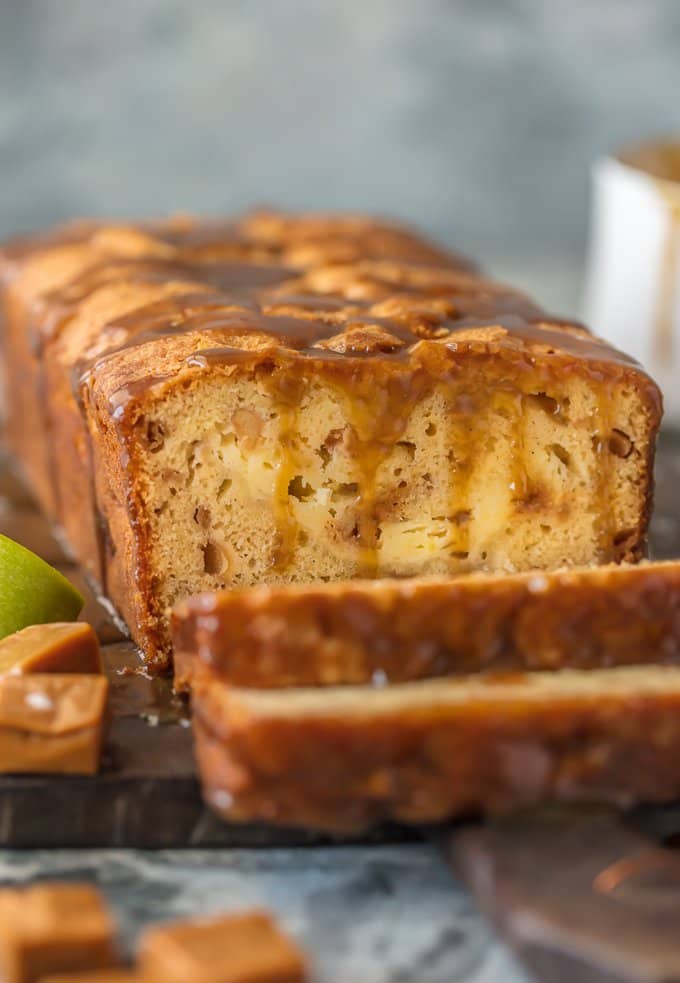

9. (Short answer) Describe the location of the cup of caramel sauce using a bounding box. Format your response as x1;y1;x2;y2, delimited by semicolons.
585;139;680;424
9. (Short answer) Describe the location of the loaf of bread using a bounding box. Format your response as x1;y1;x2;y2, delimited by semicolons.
192;665;680;832
0;211;662;670
173;560;680;689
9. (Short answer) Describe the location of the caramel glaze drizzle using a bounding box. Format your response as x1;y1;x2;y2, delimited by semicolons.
78;296;657;586
31;260;295;549
3;215;662;600
0;218;298;539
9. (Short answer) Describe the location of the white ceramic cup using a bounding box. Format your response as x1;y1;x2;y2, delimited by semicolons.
584;141;680;425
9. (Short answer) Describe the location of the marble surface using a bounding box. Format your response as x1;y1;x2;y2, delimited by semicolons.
0;845;528;983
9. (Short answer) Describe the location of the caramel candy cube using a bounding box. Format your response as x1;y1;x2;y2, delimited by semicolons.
0;883;118;983
0;674;108;775
139;910;307;983
0;623;102;676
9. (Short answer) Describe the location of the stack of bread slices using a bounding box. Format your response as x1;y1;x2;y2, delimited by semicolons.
2;210;679;833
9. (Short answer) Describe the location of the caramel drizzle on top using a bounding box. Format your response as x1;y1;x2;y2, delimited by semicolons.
0;212;660;581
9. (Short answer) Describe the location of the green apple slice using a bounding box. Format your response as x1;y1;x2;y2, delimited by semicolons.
0;534;84;640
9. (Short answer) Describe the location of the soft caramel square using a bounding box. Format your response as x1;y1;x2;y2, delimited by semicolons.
139;910;306;983
0;675;108;775
0;883;118;983
0;623;102;676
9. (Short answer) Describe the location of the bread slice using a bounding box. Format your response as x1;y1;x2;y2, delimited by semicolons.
0;212;662;670
173;560;680;690
192;666;680;832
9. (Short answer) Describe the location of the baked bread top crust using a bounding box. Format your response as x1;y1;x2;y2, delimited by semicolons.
0;211;664;667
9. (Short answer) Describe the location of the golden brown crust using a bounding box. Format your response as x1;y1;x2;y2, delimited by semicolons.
193;667;680;833
173;561;680;690
0;211;464;514
0;212;474;642
0;211;663;669
82;302;659;664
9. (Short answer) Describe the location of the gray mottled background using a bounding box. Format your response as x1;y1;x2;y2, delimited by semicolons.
1;0;679;310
